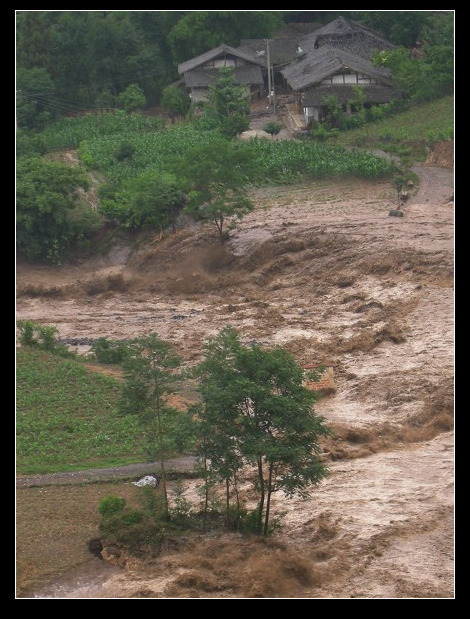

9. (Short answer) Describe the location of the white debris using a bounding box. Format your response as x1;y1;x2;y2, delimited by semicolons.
132;475;158;487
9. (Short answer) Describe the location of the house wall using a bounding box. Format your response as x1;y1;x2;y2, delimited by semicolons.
321;71;378;85
202;56;246;70
191;87;209;103
304;106;320;122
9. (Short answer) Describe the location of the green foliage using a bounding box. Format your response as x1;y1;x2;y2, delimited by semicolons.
79;124;218;184
244;138;396;183
17;320;36;347
168;480;195;526
139;485;166;517
38;112;165;152
119;333;184;517
172;138;255;242
263;121;283;138
114;141;136;162
16;129;48;157
16;66;56;130
167;11;284;63
373;47;431;102
98;507;162;547
17;320;72;357
160;84;191;122
98;485;195;548
192;326;333;536
16;347;142;473
199;66;251;138
98;495;126;518
100;170;186;232
78;122;395;190
321;94;345;129
309;122;339;142
232;505;284;536
90;337;129;364
373;27;454;104
117;84;147;113
329;95;453;162
16;156;100;263
355;10;428;47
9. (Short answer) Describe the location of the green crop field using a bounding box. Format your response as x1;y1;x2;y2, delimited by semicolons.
330;95;454;161
16;348;144;474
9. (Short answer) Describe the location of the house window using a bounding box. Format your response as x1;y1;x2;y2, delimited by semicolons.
214;57;236;68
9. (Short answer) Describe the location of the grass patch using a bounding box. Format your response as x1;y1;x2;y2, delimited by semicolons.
330;95;454;162
16;348;145;474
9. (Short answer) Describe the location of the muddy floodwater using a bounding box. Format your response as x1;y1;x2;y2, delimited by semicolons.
16;162;454;598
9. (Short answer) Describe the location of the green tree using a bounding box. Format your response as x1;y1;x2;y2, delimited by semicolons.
46;11;95;108
16;67;56;130
194;326;332;536
372;12;454;103
191;326;246;530
117;83;146;113
160;84;191;123
420;12;454;97
118;333;183;519
354;10;428;47
200;66;251;138
16;156;99;263
167;11;284;64
16;11;53;69
321;93;345;129
174;139;255;242
99;170;186;234
236;339;332;536
373;47;433;102
263;121;283;139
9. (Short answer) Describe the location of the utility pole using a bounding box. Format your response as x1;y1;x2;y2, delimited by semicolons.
265;39;272;107
272;62;276;113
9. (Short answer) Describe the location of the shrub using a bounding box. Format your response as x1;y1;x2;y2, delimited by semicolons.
114;141;135;161
98;495;126;519
263;121;283;138
91;337;128;364
16;320;72;357
17;320;36;347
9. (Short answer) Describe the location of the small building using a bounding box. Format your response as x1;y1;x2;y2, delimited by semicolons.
177;43;266;103
281;45;400;124
280;16;402;125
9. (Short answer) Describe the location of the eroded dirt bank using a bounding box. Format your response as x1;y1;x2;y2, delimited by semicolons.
16;162;454;598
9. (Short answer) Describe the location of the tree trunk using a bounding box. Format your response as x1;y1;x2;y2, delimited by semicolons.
225;478;230;528
257;457;265;535
263;463;274;536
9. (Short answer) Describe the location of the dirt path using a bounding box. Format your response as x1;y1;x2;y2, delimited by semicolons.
16;457;198;489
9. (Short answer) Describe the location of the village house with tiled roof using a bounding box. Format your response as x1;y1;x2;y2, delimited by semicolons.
177;16;403;128
282;16;401;124
177;44;266;103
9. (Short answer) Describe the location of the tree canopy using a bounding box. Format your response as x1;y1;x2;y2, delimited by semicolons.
192;326;332;535
16;11;452;122
118;332;183;518
172;138;255;242
16;156;99;263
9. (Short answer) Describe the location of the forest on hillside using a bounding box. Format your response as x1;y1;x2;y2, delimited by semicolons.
16;10;454;129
